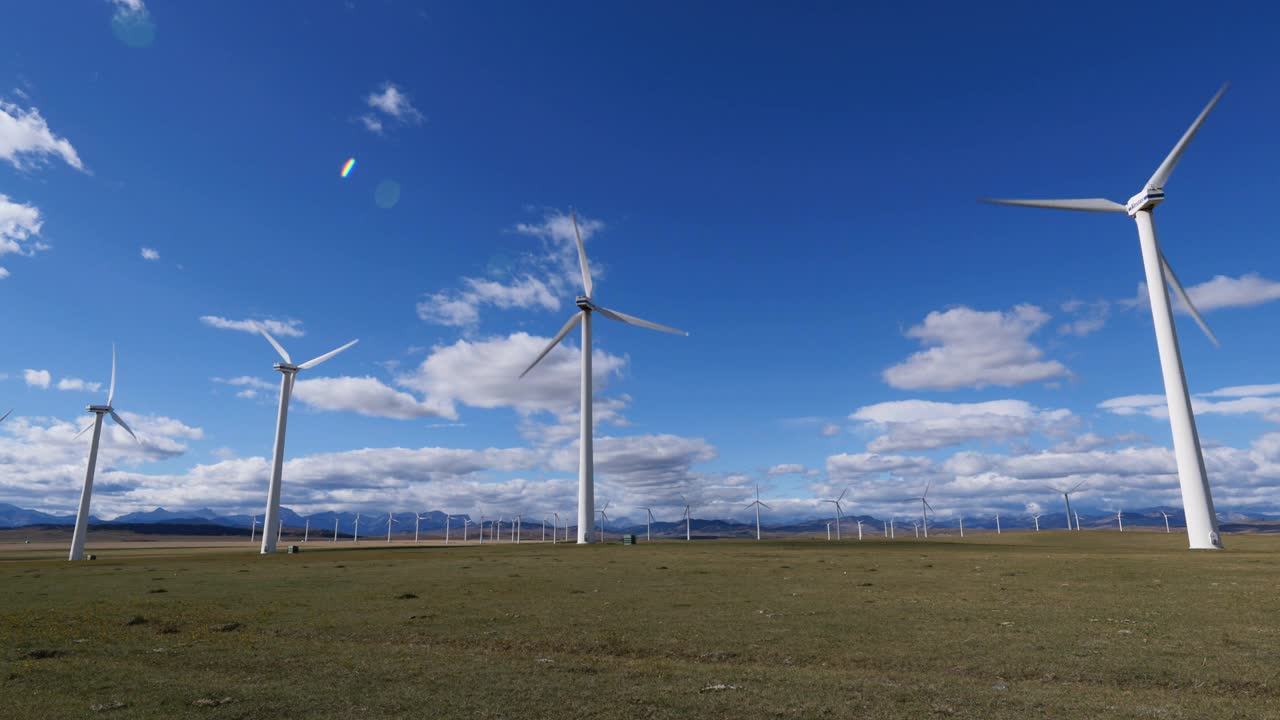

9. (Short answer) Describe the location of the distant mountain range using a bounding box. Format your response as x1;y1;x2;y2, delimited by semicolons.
5;502;1274;536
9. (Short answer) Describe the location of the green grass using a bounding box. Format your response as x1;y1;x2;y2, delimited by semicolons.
3;532;1280;718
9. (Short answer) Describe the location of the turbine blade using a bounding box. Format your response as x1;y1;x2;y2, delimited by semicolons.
519;313;583;378
73;421;95;439
838;487;849;503
922;479;931;498
980;197;1126;213
1069;479;1088;493
299;339;359;370
1161;251;1220;347
760;502;771;510
259;326;292;364
571;209;593;297
1146;83;1229;191
0;409;11;423
109;411;140;444
108;344;117;407
592;304;688;336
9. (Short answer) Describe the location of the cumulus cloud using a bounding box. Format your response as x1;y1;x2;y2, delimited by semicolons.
0;99;84;171
768;463;808;476
140;247;159;261
0;194;47;269
821;423;841;437
418;209;601;328
883;304;1068;390
360;82;423;133
826;452;933;481
293;376;453;420
851;399;1074;452
56;377;102;393
1125;273;1280;316
200;315;304;338
23;369;51;389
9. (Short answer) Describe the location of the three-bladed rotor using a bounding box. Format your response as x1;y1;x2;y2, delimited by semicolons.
75;345;141;444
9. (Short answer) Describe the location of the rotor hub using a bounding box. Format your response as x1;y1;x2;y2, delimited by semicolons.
86;405;111;413
273;363;299;374
575;296;593;312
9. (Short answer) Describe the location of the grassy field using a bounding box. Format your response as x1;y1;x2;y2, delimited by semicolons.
3;532;1279;719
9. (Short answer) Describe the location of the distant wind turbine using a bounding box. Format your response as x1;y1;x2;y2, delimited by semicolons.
826;522;832;541
1074;511;1082;531
1115;508;1125;532
414;513;427;544
69;346;141;562
551;512;559;544
253;326;358;555
520;209;687;544
596;502;609;543
250;515;259;544
478;514;485;545
746;484;770;541
822;488;848;540
303;516;310;543
445;514;452;544
638;508;654;542
1032;514;1041;532
353;513;361;543
1050;481;1087;531
983;85;1232;550
1161;510;1172;533
958;514;965;538
333;518;338;542
855;519;864;541
463;517;472;542
681;495;692;541
995;513;1001;535
912;520;920;539
909;482;934;538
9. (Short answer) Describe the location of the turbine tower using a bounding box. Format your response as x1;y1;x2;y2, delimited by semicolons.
69;346;140;561
520;209;687;543
746;484;770;540
822;489;848;540
638;507;654;542
909;482;934;538
254;326;358;554
681;495;692;541
1050;481;1087;531
984;85;1231;550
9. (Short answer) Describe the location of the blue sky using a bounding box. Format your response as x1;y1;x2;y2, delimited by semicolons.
2;0;1279;525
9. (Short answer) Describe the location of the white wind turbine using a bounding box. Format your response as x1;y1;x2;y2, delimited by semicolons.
1049;481;1088;531
520;209;687;544
69;346;141;562
1160;510;1172;533
855;519;864;541
414;513;428;544
1032;514;1041;532
478;514;485;545
1114;507;1125;532
515;512;523;544
596;501;609;543
638;508;654;542
746;484;770;541
681;495;692;541
551;512;559;544
494;516;503;543
826;522;832;541
254;326;358;555
353;512;361;543
984;85;1231;550
1074;511;1082;531
385;512;400;543
332;517;339;542
542;514;550;542
821;488;848;540
995;513;1001;535
463;517;472;542
249;515;259;543
445;514;452;544
959;514;965;538
882;520;888;538
909;482;934;538
303;516;310;542
911;520;920;539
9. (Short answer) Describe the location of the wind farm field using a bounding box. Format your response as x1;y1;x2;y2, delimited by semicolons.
4;534;1279;719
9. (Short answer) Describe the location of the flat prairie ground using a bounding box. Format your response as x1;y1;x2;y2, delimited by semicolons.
3;532;1279;719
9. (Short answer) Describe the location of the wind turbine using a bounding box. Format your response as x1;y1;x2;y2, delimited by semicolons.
596;501;609;543
855;519;864;541
882;520;888;538
385;512;401;543
254;326;359;554
414;513;427;544
519;209;687;544
478;514;485;545
821;488;848;540
68;346;141;561
551;512;559;544
303;516;310;543
681;495;692;541
912;520;920;539
889;518;896;539
638;508;654;542
445;514;452;544
249;515;259;543
1032;514;1041;532
1074;511;1082;531
1049;481;1088;531
333;518;338;542
515;512;523;544
746;484;770;541
959;514;965;538
463;517;472;542
542;514;550;542
494;516;503;543
1114;508;1125;532
983;85;1231;550
1161;510;1172;533
353;513;361;543
826;522;832;541
909;482;934;538
995;513;1001;535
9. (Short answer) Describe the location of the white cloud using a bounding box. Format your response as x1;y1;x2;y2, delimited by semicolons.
768;464;807;476
0;194;46;262
1058;299;1109;336
0;100;84;171
418;209;600;328
851;399;1074;452
200;315;304;338
1100;383;1280;422
883;304;1068;390
821;423;841;437
1124;273;1280;316
56;377;102;393
140;247;159;261
108;0;146;12
293;376;454;420
360;83;423;134
398;332;627;421
23;369;50;389
826;452;933;481
0;267;9;280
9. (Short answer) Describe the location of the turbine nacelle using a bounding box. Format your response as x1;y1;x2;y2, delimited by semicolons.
575;295;593;312
1126;188;1165;216
272;362;300;374
86;404;112;413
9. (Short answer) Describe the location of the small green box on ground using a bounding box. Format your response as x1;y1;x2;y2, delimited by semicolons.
622;534;637;545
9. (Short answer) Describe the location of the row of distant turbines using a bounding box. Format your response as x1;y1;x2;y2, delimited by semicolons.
27;84;1234;560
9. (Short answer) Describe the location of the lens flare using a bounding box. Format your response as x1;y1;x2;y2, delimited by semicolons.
340;158;356;178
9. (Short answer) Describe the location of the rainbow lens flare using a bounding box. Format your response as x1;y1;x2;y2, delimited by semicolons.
340;158;356;178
